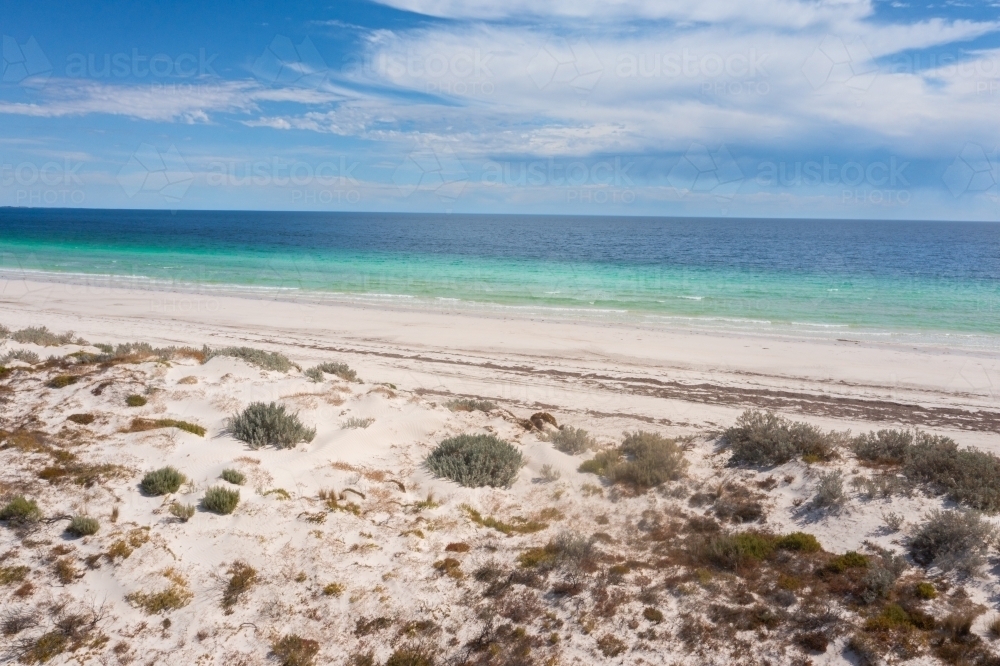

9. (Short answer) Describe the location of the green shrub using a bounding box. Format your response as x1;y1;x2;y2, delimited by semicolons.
643;607;664;623
910;509;995;576
126;394;147;407
826;551;869;573
140;466;186;496
445;398;496;412
228;402;316;449
548;426;596;454
202;486;240;514
776;532;822;553
169;502;195;522
579;431;687;488
425;434;524;487
66;515;99;537
11;326;78;346
725;410;845;466
271;634;320;666
307;361;356;382
207;346;295;372
67;413;95;425
0;496;42;526
699;531;775;570
1;349;40;365
47;375;79;389
221;468;245;485
853;429;913;465
915;582;937;600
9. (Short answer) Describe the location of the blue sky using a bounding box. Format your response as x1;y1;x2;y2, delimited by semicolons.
2;0;1000;219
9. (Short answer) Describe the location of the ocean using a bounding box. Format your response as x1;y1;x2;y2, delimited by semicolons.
1;209;998;347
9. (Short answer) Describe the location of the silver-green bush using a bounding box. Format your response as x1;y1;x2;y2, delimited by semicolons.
228;402;316;449
547;426;596;455
579;431;687;488
1;350;40;365
811;470;846;511
140;466;186;496
0;496;41;526
221;468;245;485
11;326;82;346
909;509;996;576
66;515;100;537
202;486;240;514
725;410;846;466
205;346;295;372
169;502;195;522
445;398;496;413
307;361;356;382
426;434;524;488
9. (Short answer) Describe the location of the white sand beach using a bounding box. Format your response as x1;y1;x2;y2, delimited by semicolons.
1;276;999;666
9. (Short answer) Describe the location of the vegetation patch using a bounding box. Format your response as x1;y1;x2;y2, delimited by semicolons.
206;346;295;372
202;486;240;514
125;394;147;407
126;418;206;436
125;570;192;614
464;505;546;535
724;409;846;466
445;397;496;412
47;374;80;389
0;565;29;585
140;466;186;496
579;431;687;488
775;532;822;553
343;416;375;429
271;634;320;666
67;413;95;425
12;326;80;346
169;502;195;522
426;434;524;488
228;402;316;449
547;426;597;454
305;361;356;382
0;496;42;526
2;349;40;365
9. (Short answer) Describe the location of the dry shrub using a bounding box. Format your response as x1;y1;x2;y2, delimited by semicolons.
126;418;206;436
547;426;596;454
271;634;320;666
579;431;687;488
222;561;257;611
725;410;845;466
445;398;495;412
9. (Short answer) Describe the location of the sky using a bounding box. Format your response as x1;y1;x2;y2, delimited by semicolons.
2;0;1000;220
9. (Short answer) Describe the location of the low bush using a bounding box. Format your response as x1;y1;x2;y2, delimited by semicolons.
126;584;192;614
306;361;356;382
579;431;687;488
228;402;316;449
343;416;374;429
464;505;546;535
126;418;205;436
776;531;822;553
915;582;937;600
0;496;42;526
548;426;596;454
0;324;8;338
385;646;434;666
11;326;79;346
140;467;186;496
826;551;869;573
811;470;847;511
323;582;344;596
66;515;99;537
724;410;846;466
271;634;320;666
202;486;240;514
125;394;147;407
853;429;1000;513
67;413;95;425
910;509;995;576
169;503;195;522
47;375;79;389
220;468;245;485
445;398;496;412
1;349;40;365
697;530;775;571
206;346;295;372
426;434;524;488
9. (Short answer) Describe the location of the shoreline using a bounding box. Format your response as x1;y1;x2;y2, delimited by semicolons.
2;276;997;442
2;268;999;353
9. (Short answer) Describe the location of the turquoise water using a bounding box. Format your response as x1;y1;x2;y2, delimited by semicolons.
1;209;998;345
